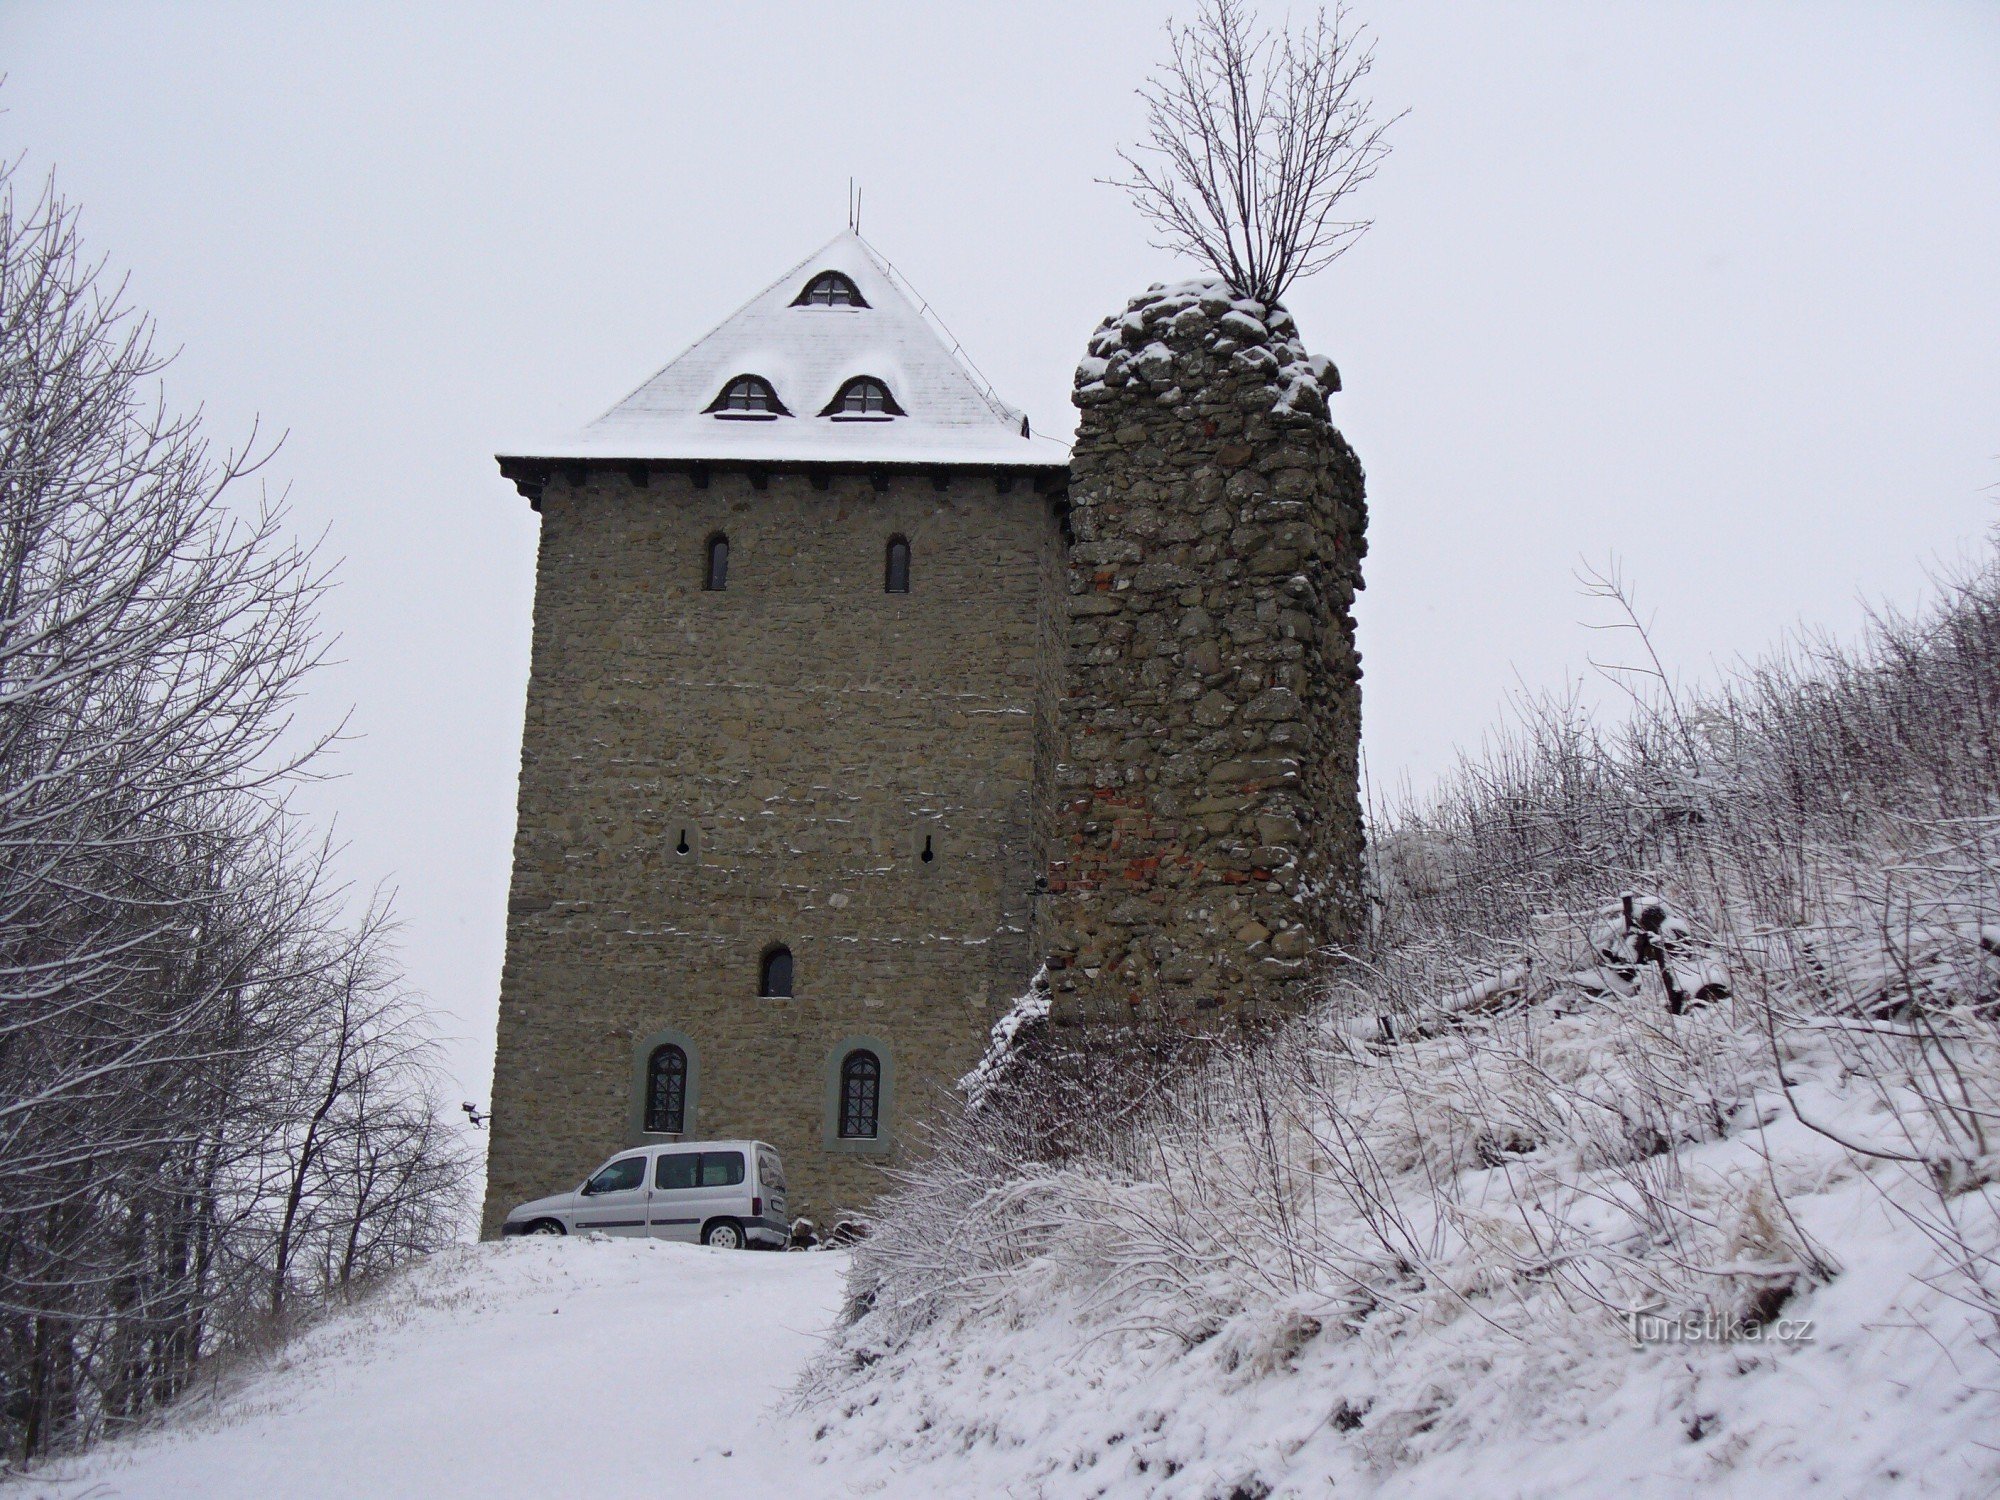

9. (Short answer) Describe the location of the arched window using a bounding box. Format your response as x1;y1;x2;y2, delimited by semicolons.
644;1044;687;1133
820;377;903;419
705;374;789;418
838;1050;881;1139
759;945;793;998
631;1028;700;1139
884;536;910;594
703;534;729;591
792;271;868;308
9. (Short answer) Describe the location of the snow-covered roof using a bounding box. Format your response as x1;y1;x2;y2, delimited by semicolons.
502;230;1056;469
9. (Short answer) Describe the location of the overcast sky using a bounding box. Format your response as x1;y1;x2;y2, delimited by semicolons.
4;1;1996;1132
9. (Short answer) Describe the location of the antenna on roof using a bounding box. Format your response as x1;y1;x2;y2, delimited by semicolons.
848;178;861;233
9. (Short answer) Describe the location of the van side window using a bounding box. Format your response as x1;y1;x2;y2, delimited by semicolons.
655;1153;698;1190
699;1151;745;1187
585;1156;645;1194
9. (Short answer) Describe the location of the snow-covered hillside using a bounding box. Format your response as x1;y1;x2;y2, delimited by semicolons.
805;548;2000;1497
810;1003;2000;1497
13;567;1999;1500
1;1241;850;1500
11;1107;1991;1500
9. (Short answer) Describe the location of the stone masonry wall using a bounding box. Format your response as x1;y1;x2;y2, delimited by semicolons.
481;466;1050;1236
1036;281;1368;1026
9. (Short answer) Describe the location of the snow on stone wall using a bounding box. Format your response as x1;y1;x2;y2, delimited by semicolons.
1036;280;1368;1025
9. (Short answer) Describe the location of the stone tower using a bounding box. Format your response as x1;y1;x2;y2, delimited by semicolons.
480;242;1370;1234
481;232;1065;1235
1034;281;1366;1026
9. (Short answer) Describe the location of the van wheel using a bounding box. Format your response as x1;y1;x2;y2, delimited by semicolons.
527;1219;565;1236
702;1219;745;1250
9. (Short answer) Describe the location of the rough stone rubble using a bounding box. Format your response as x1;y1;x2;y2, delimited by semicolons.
1036;278;1368;1026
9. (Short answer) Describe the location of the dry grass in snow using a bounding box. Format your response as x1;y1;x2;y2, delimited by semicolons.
801;545;2000;1498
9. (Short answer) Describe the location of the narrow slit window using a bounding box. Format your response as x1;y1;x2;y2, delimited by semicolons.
645;1044;687;1133
838;1050;880;1139
759;945;793;998
884;536;910;594
704;534;728;591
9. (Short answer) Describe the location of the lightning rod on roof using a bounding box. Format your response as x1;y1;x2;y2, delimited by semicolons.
848;178;861;233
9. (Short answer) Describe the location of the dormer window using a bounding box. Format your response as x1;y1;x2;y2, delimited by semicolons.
792;271;867;308
704;375;789;420
821;377;904;420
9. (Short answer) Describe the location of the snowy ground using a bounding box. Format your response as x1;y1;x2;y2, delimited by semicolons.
816;1146;2000;1498
10;1178;1995;1498
814;982;2000;1496
2;1239;854;1500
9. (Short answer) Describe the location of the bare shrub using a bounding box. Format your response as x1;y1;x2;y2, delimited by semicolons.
1112;0;1400;305
1355;546;2000;1326
812;538;2000;1445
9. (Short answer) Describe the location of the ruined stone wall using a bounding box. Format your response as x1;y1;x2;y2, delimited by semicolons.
1037;281;1368;1026
481;467;1049;1236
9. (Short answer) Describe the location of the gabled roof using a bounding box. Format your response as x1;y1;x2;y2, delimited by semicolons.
502;230;1055;469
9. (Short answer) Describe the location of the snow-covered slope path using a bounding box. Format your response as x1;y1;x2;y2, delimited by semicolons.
4;1239;852;1500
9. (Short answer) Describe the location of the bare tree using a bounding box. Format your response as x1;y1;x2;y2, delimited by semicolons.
1113;0;1399;306
259;900;467;1319
0;157;471;1463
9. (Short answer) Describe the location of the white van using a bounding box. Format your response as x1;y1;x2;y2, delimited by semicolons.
500;1139;788;1249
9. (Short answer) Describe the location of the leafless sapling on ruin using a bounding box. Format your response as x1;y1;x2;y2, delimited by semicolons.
1112;0;1399;306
